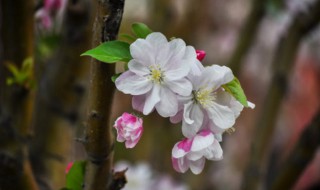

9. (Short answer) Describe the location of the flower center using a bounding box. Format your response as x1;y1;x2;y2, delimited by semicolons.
148;65;164;84
193;88;216;108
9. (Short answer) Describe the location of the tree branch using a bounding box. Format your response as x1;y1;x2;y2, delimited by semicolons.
30;0;93;189
227;0;268;75
270;110;320;190
83;0;125;190
241;1;320;189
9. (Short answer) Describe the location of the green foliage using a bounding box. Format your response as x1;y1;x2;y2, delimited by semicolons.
65;161;86;190
81;41;132;63
6;57;35;89
131;22;153;39
222;77;249;107
111;73;122;83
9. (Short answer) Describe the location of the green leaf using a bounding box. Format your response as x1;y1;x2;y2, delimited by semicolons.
81;41;132;63
66;161;86;190
111;73;122;83
6;63;19;77
132;23;153;39
119;33;137;43
222;77;249;107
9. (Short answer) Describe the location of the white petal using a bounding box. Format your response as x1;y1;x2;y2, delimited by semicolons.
166;78;192;96
248;101;255;109
143;85;160;115
183;101;194;124
170;109;183;124
130;39;154;66
155;87;178;117
146;32;170;67
205;140;223;161
168;38;186;63
172;157;189;173
200;65;234;90
216;90;244;118
189;158;205;175
132;95;146;113
187;151;204;161
206;102;235;129
191;132;214;152
165;64;190;80
182;104;204;138
115;71;152;95
128;60;150;76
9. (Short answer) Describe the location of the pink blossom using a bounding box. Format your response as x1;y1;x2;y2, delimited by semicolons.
65;162;74;174
196;50;206;61
171;130;223;174
113;112;143;148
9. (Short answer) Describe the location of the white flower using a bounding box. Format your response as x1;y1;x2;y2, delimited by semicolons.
115;32;202;117
171;130;223;174
171;65;241;138
113;112;143;148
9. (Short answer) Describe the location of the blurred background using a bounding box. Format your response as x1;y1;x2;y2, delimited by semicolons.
1;0;320;190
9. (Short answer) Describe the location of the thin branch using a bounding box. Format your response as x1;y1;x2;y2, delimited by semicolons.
227;0;268;75
270;110;320;190
241;1;320;189
30;0;93;189
83;0;125;190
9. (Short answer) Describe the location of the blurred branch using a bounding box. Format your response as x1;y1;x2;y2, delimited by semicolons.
270;110;320;190
82;0;124;190
227;0;268;75
30;0;93;189
0;0;38;189
241;1;320;189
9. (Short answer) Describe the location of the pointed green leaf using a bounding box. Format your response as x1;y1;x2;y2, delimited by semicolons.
66;161;86;190
132;23;153;38
6;63;19;77
81;41;132;63
222;77;249;107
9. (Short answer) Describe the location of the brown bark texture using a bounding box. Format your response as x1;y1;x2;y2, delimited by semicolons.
83;0;125;190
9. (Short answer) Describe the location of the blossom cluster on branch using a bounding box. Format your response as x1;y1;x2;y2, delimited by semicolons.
82;23;254;175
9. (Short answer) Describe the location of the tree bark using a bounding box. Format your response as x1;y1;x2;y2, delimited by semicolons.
241;1;320;189
0;0;38;189
30;1;93;189
83;0;125;190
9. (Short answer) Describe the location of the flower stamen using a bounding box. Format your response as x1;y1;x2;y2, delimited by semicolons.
148;65;164;84
193;88;216;108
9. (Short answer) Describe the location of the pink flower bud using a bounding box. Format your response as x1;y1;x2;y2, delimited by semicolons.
113;112;143;148
196;50;206;61
65;162;74;174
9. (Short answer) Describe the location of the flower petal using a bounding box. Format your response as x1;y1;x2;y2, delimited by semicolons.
170;109;183;124
206;102;235;129
172;157;189;173
128;59;150;76
182;104;204;138
191;131;214;152
155;87;178;117
143;85;161;115
115;71;152;95
146;32;170;67
168;38;186;63
130;39;154;66
189;158;205;175
199;65;234;90
165;64;190;80
205;139;223;161
166;78;192;96
132;95;146;113
172;139;192;158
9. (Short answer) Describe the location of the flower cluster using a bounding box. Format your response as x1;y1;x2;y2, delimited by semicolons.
112;31;254;174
